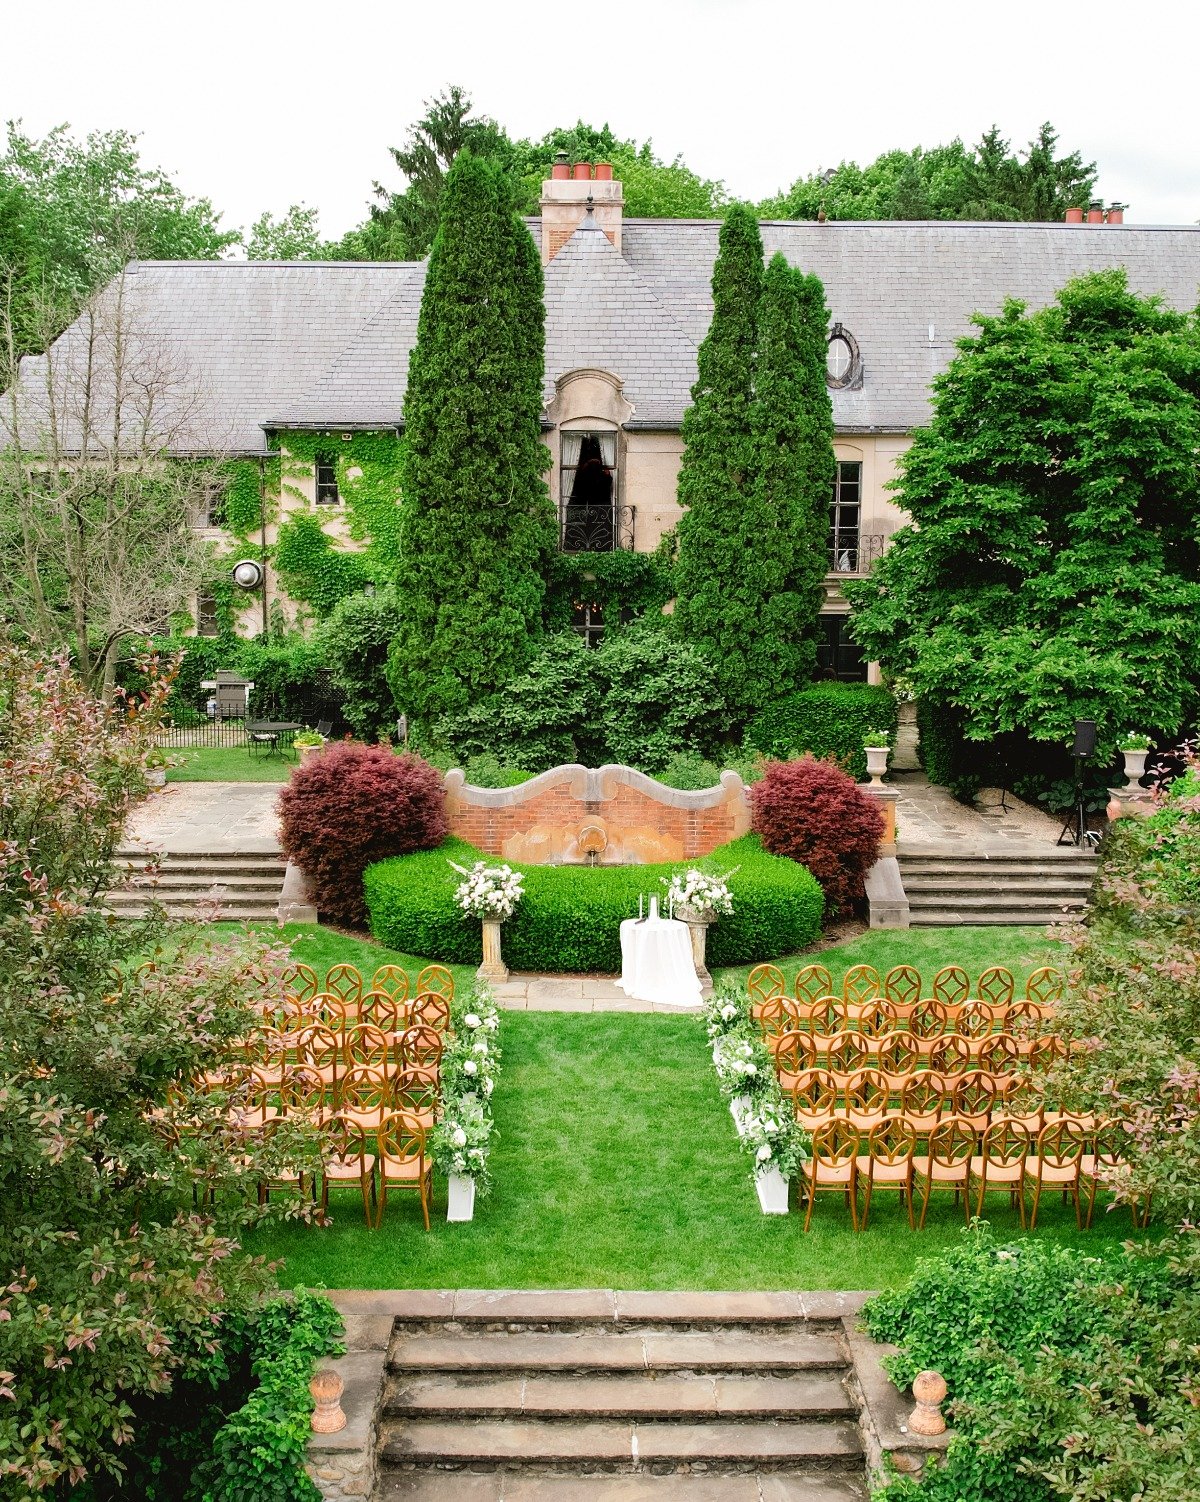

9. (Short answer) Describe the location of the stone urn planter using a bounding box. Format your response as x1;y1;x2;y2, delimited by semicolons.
864;744;890;786
145;767;167;790
677;905;715;996
1120;746;1150;784
297;743;324;764
447;1173;476;1222
476;917;509;986
755;1165;790;1215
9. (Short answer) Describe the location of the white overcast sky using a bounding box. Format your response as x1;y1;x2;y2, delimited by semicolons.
5;0;1199;240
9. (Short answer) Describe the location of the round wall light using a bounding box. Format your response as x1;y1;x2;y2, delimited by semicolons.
231;559;265;590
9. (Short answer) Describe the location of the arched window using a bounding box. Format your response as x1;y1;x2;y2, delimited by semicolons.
560;429;619;551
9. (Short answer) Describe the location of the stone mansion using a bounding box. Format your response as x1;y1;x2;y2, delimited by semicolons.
18;167;1200;680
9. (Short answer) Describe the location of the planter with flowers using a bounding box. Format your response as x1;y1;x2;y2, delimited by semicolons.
703;984;809;1214
451;860;525;985
664;869;735;995
1119;733;1152;786
863;729;892;786
293;729;327;763
430;987;502;1222
143;747;187;789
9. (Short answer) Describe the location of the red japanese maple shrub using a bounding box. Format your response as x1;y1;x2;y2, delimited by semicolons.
279;743;448;927
750;755;885;916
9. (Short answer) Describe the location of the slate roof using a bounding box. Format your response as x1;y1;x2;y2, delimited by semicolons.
11;218;1200;451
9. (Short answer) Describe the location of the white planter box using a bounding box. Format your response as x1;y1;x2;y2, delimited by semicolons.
755;1166;791;1215
730;1095;752;1133
446;1174;476;1222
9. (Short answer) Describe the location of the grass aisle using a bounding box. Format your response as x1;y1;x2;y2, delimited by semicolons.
254;1011;1125;1291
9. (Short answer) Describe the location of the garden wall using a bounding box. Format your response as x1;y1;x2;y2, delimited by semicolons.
444;764;751;865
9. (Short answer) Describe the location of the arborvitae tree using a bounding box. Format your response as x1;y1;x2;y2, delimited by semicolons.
387;152;555;731
747;254;835;695
672;204;764;712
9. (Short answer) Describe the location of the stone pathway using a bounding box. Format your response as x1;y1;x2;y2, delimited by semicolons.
491;975;700;1014
892;771;1065;852
124;781;282;853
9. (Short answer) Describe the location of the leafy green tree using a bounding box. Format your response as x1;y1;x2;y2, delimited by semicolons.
671;205;768;716
848;268;1200;765
353;86;519;260
761;122;1096;222
245;202;324;260
0;121;236;355
316;587;402;738
387;152;555;730
512;123;726;218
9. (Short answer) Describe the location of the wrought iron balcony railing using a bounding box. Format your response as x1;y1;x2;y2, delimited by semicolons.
828;533;885;575
559;502;636;554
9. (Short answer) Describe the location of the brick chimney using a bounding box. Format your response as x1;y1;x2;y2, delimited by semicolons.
540;154;624;263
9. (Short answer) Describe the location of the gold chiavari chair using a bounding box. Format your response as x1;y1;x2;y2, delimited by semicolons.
977;966;1016;1007
374;1111;433;1230
931;965;971;1007
318;1114;375;1226
801;1121;861;1232
1026;1118;1087;1229
416;964;454;1002
794;964;833;1007
324;963;364;1008
1024;966;1064;1005
771;1031;819;1093
413;992;452;1034
842;964;882;1006
883;964;922;1009
842;1069;890;1134
913;1116;976;1229
899;1075;946;1137
281;961;321;1004
749;963;787;1010
970;1117;1030;1224
789;1070;839;1133
858;1117;917;1230
371;964;411;1004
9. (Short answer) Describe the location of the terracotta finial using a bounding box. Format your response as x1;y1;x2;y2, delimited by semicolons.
309;1368;347;1434
908;1370;948;1436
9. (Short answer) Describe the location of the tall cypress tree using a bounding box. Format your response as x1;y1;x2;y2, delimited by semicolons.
388;152;555;729
672;205;764;710
745;254;836;696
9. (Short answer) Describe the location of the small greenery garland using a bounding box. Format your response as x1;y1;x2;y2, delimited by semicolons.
430;986;502;1192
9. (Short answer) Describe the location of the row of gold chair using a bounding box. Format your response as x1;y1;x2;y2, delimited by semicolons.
786;1068;1080;1134
257;992;452;1034
770;1030;1067;1084
800;1115;1129;1232
260;961;454;1007
750;962;1064;1009
204;1064;440;1128
755;995;1054;1040
223;1022;445;1082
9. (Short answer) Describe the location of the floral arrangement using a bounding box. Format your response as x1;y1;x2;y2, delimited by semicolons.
702;982;746;1042
663;867;735;919
712;1031;772;1100
1120;733;1152;751
450;860;525;921
738;1098;809;1180
863;728;892;748
430;986;501;1192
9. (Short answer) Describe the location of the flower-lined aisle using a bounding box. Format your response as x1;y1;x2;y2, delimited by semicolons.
431;987;502;1215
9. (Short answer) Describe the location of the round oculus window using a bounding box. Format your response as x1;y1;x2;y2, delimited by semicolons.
825;324;862;389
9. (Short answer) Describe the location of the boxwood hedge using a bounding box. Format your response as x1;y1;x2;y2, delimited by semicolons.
364;834;824;973
745;683;898;781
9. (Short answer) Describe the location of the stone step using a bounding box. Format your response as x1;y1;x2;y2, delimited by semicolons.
909;907;1082;926
103;894;281;920
115;874;284;892
379;1417;863;1471
385;1372;855;1421
388;1329;846;1376
379;1472;868;1500
904;891;1087;911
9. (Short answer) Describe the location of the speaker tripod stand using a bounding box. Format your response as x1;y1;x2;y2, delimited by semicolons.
1057;755;1101;848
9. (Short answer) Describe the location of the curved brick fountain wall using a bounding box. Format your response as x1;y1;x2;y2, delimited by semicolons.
443;764;751;865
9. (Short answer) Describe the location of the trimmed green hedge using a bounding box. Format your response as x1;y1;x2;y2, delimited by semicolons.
745;683;898;781
364;835;824;973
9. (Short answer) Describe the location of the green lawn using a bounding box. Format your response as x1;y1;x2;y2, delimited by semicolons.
250;1009;1126;1292
715;926;1067;993
167;745;292;783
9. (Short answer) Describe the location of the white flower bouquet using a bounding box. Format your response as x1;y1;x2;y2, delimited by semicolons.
664;867;735;920
432;984;503;1194
712;1032;771;1099
702;984;747;1041
431;1094;494;1190
451;860;525;921
738;1099;809;1182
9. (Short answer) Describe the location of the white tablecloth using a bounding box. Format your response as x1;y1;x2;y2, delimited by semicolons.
618;914;703;1008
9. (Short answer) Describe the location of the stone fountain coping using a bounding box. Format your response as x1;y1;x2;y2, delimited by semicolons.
444;763;748;811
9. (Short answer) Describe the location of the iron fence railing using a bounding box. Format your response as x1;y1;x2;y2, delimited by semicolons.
828;533;885;575
559;502;636;553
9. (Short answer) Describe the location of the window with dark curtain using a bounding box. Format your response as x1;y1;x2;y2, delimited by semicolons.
829;460;862;572
315;453;339;506
197;590;219;637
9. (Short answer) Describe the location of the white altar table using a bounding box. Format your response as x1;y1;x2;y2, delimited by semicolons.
618;899;703;1008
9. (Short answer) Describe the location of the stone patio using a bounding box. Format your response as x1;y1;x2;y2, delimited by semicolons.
124;781;282;853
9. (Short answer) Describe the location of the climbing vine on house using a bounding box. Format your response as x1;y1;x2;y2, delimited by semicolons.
273;430;405;619
545;547;672;632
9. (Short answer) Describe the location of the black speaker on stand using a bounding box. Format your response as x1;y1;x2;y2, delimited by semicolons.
1058;719;1097;847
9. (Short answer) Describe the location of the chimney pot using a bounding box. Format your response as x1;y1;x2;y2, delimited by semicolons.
1106;204;1125;224
594;162;613;182
1086;204;1104;224
1065;206;1084;224
573;161;592;181
552;150;570;182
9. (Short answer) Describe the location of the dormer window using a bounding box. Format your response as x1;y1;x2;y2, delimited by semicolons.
560;430;620;551
826;324;863;390
314;453;339;506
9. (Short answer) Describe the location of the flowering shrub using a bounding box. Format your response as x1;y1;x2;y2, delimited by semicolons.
430;987;501;1193
751;755;885;915
451;859;525;921
278;743;448;927
664;867;735;918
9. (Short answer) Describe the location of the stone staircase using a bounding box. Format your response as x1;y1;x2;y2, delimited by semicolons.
106;848;285;922
375;1296;867;1501
897;845;1098;927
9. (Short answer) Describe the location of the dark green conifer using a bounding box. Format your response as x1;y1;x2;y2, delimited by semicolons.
388;152;555;729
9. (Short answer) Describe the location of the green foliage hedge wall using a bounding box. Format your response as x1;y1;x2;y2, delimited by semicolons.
365;834;824;972
746;683;898;780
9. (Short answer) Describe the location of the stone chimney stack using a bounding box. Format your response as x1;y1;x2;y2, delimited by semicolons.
540;154;623;264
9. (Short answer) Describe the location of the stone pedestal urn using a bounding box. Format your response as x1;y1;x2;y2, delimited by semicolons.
679;908;714;996
1121;747;1150;784
309;1369;346;1434
476;917;509;986
864;745;890;786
